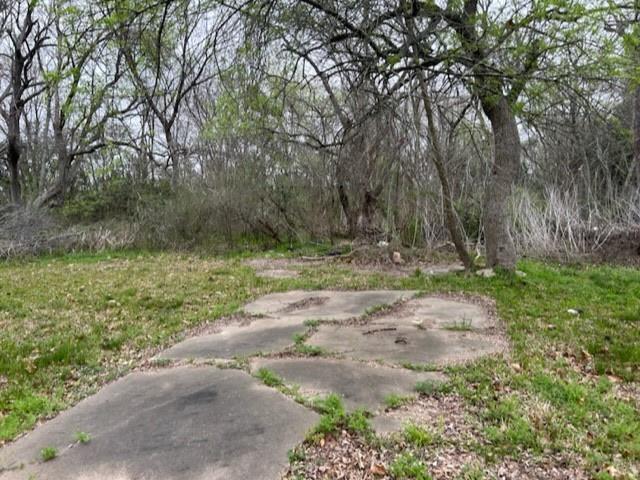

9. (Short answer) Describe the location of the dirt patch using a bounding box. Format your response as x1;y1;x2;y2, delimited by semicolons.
376;395;477;438
285;395;589;480
244;248;466;278
256;269;300;279
613;382;640;409
592;227;640;265
283;430;394;480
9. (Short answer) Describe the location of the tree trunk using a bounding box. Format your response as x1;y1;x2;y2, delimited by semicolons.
6;125;22;205
355;190;378;239
165;127;180;188
416;72;474;270
481;96;520;271
335;159;355;237
33;129;72;208
633;84;640;188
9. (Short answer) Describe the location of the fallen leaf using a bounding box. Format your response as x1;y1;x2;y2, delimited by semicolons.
370;463;387;476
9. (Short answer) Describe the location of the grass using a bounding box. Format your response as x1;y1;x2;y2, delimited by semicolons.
389;452;432;480
402;362;440;372
0;249;638;477
292;329;326;357
255;368;284;388
403;423;439;448
309;394;371;440
40;446;57;461
74;431;91;444
442;317;473;331
384;393;414;409
414;379;451;395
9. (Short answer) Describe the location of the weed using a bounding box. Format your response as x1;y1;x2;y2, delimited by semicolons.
294;344;326;357
403;423;437;448
74;431;91;444
287;447;306;463
292;332;307;345
309;394;371;439
389;453;431;480
402;363;440;372
40;446;57;461
458;464;485;480
384;394;413;409
255;368;284;388
414;380;449;395
443;317;473;331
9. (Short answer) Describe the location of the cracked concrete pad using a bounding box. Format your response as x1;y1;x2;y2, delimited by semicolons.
243;290;416;321
255;268;300;279
308;325;505;366
373;296;494;330
420;264;465;275
0;367;317;480
251;358;444;412
159;322;306;360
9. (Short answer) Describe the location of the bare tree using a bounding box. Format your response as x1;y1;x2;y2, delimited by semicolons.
108;0;217;187
34;3;133;207
0;1;50;204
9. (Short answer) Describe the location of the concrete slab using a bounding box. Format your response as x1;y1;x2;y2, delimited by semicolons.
243;290;416;321
159;322;306;360
250;358;444;412
373;296;494;330
308;325;505;366
0;367;317;480
420;264;465;275
255;269;300;279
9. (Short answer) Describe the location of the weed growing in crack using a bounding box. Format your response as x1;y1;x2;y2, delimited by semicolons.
255;368;284;388
74;431;91;444
444;316;473;331
308;394;372;441
40;446;57;462
402;362;440;372
384;393;414;409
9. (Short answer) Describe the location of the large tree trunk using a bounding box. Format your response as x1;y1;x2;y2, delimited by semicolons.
481;96;520;271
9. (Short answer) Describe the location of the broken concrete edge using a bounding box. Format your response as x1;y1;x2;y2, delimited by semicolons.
248;358;448;413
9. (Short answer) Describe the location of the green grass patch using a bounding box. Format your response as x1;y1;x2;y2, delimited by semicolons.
414;380;451;396
40;446;57;461
384;394;414;409
293;343;326;357
403;423;439;448
74;431;91;444
309;394;371;440
255;368;284;388
389;452;432;480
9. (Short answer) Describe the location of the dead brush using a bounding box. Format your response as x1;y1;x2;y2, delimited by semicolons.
510;187;640;262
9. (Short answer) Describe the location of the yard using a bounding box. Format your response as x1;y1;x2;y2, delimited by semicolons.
0;250;638;478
